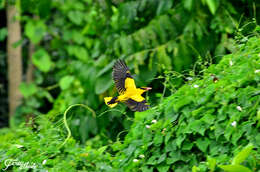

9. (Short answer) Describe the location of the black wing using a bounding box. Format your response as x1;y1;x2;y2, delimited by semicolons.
112;60;133;94
124;99;149;112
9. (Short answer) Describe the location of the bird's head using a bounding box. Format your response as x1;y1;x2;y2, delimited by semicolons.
140;87;152;94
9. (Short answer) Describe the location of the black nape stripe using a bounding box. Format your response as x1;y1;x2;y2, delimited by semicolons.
126;73;133;78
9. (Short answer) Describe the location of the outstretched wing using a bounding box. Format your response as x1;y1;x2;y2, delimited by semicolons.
124;99;149;112
112;60;135;94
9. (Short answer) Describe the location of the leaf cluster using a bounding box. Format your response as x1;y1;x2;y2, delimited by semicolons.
0;35;259;172
6;0;258;142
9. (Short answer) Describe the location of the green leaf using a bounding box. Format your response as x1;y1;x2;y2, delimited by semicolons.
82;24;96;35
120;36;134;55
192;166;198;172
74;46;89;62
157;154;166;164
157;46;172;70
63;30;73;41
219;165;252;172
19;82;37;98
141;166;153;172
196;138;210;152
207;157;216;172
173;96;193;111
0;0;5;9
176;135;186;147
32;49;52;72
153;132;164;146
67;45;89;62
97;60;115;77
96;162;112;171
156;0;173;15
72;31;85;44
205;0;218;15
68;11;83;25
0;27;7;41
201;114;215;124
25;20;46;44
135;110;150;122
95;73;113;94
166;151;182;164
157;164;170;172
189;120;206;135
97;146;108;154
147;156;158;165
182;141;193;150
232;144;254;165
184;0;193;11
59;75;75;90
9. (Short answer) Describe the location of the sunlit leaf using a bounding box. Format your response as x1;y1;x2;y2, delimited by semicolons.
59;75;75;90
25;20;46;44
219;165;252;172
68;11;84;25
232;144;254;165
207;157;216;172
0;0;5;9
0;27;7;41
32;49;52;72
184;0;193;11
19;82;37;98
205;0;219;14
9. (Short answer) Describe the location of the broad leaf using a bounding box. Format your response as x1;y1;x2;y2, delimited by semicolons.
68;11;84;25
95;73;113;94
196;138;210;152
232;144;254;165
25;20;46;44
219;165;252;172
0;27;7;41
59;75;75;90
32;49;52;72
205;0;218;14
19;82;37;98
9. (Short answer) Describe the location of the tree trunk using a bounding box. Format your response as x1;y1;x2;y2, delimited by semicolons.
7;3;22;118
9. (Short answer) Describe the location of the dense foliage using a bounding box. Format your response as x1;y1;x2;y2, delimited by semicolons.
0;0;258;141
0;36;259;171
0;0;259;171
111;36;260;171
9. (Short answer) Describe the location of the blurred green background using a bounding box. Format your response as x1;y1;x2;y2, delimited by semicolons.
0;0;259;144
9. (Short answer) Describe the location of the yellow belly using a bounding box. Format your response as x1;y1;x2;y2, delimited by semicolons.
118;88;144;102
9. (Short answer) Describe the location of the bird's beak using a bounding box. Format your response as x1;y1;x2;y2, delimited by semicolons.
145;87;152;91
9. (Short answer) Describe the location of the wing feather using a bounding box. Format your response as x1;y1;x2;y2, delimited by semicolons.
124;99;149;112
112;60;134;94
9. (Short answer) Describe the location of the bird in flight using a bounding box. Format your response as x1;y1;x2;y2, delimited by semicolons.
104;60;152;112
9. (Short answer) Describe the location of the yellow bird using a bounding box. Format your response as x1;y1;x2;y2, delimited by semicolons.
104;60;152;112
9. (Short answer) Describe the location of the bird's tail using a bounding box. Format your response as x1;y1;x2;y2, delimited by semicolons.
104;96;118;108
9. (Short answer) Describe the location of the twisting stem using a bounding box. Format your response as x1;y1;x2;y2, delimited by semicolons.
59;104;96;149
